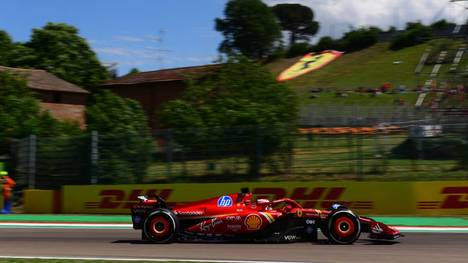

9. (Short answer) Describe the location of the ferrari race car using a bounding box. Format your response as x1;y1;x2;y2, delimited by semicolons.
131;188;401;244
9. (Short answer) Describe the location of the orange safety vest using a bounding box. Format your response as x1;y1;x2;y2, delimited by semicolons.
2;176;16;199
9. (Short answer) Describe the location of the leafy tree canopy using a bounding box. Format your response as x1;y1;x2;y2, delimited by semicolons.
127;68;140;75
272;3;319;45
430;19;455;31
0;71;80;152
390;22;432;50
87;90;150;136
161;57;298;176
0;30;13;65
215;0;281;59
7;44;38;68
24;23;109;89
312;36;340;52
86;90;153;183
341;26;381;52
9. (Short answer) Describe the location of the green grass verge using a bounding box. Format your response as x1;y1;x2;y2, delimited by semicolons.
145;134;467;183
267;39;464;93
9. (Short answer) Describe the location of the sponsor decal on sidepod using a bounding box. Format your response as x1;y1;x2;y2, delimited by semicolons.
217;196;233;207
245;214;262;230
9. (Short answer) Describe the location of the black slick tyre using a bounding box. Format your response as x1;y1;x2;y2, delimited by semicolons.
326;210;361;245
143;208;179;243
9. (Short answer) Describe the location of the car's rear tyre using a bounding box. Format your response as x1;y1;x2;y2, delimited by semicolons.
326;210;361;245
143;209;178;243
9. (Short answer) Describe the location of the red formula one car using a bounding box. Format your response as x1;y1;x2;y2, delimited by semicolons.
131;188;400;244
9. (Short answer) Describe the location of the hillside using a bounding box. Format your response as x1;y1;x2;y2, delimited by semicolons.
267;39;466;98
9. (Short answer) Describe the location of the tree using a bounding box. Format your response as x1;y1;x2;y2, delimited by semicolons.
285;42;311;58
86;90;153;184
161;57;298;176
6;44;38;68
25;23;109;89
215;0;282;59
0;71;80;153
272;4;319;45
127;68;140;75
341;27;381;52
0;30;13;65
430;19;455;31
390;22;432;50
0;71;41;147
312;36;342;52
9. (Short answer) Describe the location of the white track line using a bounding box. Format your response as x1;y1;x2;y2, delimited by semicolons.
395;226;468;232
0;255;308;263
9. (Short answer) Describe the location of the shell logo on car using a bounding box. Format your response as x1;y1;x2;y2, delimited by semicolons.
245;214;262;230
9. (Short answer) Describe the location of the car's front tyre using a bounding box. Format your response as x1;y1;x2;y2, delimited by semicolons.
325;210;361;245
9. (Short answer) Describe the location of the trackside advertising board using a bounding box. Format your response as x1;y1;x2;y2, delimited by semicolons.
60;181;468;215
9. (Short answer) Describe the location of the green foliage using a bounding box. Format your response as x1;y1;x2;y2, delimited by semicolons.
0;71;41;145
387;26;397;33
0;30;13;65
35;135;90;188
1;23;108;89
0;71;81;153
341;27;381;52
391;137;467;160
86;90;153;184
430;19;455;31
312;36;342;52
24;23;109;89
127;68;140;75
215;0;281;59
390;22;432;50
271;3;319;45
265;47;286;62
285;42;311;58
0;30;38;67
7;44;38;68
310;27;380;53
161;57;298;176
459;133;468;170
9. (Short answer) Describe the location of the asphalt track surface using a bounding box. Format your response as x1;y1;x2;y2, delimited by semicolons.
1;228;468;263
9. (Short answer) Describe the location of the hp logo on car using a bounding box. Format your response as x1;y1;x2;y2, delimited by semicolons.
217;196;233;207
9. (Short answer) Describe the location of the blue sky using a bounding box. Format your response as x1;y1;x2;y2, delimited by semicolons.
0;0;227;75
0;0;464;75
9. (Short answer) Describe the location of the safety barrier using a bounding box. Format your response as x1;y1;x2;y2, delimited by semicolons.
22;181;464;216
23;190;60;214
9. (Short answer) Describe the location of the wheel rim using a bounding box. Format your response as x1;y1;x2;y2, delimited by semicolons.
333;217;355;238
149;216;170;237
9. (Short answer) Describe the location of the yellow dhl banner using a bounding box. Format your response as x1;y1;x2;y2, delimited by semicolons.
277;50;343;82
60;181;468;215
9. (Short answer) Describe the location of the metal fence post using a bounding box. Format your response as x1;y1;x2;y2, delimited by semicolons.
255;125;263;178
347;133;354;174
356;134;364;179
90;131;99;184
166;129;173;179
28;135;36;189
